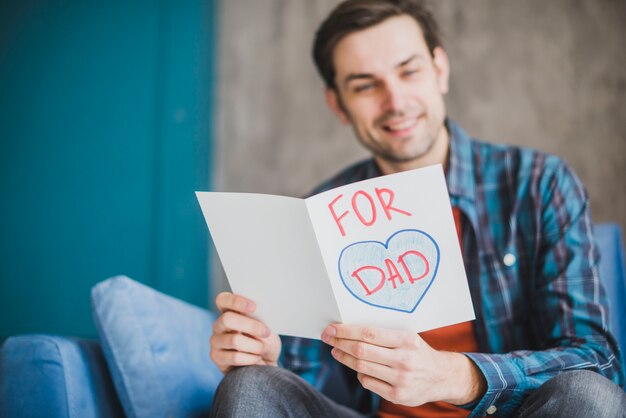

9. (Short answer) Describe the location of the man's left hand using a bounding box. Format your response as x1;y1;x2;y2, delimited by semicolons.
321;324;486;407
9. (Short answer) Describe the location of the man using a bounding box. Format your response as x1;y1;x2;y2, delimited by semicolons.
209;1;626;417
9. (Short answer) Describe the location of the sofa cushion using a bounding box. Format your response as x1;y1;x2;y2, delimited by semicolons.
91;276;222;418
0;335;124;418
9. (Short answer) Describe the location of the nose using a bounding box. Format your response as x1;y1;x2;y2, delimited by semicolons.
381;79;406;112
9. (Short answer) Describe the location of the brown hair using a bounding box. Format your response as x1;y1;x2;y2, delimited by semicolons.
312;0;443;89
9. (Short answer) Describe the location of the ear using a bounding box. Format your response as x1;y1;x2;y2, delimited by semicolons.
432;46;450;95
324;88;350;125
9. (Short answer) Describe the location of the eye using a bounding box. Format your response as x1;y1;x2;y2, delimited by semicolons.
402;68;420;78
353;83;375;93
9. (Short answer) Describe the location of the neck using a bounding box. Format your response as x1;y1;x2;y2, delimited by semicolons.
374;125;450;175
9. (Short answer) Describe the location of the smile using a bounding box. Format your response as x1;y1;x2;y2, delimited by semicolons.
381;117;420;134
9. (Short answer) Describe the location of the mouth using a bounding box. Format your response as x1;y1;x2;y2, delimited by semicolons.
380;116;421;136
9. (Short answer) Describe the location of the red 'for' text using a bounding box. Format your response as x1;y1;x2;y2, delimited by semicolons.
328;187;412;237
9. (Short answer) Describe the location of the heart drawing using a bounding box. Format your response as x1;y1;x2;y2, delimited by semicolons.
337;229;440;313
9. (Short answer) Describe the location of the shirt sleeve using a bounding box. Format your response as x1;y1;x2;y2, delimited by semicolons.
464;157;624;417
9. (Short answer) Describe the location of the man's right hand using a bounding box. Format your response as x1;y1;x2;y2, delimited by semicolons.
210;292;282;374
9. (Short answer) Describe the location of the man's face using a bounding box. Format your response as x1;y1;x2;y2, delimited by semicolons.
326;15;450;171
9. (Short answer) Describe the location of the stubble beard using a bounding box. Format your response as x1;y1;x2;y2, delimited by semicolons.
337;94;443;166
355;120;440;164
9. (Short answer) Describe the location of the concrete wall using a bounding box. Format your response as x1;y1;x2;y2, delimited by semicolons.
214;0;626;292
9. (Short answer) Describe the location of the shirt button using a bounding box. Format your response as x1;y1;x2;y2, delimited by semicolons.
503;253;516;267
487;405;498;415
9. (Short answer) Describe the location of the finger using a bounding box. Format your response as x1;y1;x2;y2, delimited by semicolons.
211;332;266;355
323;324;412;348
356;372;398;403
331;347;396;385
212;349;263;368
324;334;392;366
213;311;270;338
216;292;256;314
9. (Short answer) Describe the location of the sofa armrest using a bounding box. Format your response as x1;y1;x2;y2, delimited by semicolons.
0;335;124;418
596;223;626;367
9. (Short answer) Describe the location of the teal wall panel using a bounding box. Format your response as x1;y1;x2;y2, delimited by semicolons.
0;0;216;339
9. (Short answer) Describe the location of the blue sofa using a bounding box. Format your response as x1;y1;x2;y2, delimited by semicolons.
1;224;625;418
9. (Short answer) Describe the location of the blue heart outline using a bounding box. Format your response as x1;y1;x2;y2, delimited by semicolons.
337;229;440;313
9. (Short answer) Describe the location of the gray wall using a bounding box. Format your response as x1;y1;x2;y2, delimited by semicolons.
214;0;626;293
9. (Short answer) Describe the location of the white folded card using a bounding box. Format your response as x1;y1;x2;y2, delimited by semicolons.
197;164;474;340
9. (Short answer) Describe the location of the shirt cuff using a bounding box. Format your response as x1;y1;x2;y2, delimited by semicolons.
463;352;528;417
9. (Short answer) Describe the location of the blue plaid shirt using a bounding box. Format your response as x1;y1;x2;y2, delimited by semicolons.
280;120;623;417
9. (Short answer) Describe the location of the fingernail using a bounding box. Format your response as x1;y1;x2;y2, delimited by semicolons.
263;327;271;338
246;301;255;312
325;326;336;337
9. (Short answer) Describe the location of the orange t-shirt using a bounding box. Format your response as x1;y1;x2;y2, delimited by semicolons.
378;207;478;418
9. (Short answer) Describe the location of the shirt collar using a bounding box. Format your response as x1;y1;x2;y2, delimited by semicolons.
445;118;476;203
363;158;383;179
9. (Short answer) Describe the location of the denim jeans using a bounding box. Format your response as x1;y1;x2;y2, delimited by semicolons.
210;366;626;417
